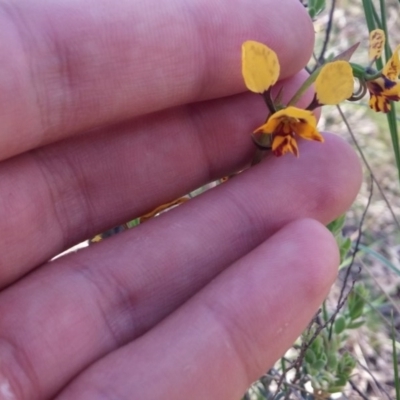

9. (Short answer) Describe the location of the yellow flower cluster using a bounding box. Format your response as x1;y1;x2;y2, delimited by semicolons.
242;41;354;157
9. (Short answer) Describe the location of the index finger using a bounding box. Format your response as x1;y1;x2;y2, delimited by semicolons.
0;0;314;160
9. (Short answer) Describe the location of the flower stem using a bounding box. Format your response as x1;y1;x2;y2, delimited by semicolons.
252;148;269;166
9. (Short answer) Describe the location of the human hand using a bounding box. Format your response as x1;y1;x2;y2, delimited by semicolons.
0;0;362;399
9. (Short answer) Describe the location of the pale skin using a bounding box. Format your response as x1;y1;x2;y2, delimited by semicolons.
0;0;362;399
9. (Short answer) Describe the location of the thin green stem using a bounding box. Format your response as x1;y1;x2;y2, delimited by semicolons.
361;0;376;32
251;148;266;166
287;68;321;106
362;0;400;182
379;0;389;59
391;313;400;400
350;62;367;79
262;90;276;114
386;109;400;183
371;2;383;30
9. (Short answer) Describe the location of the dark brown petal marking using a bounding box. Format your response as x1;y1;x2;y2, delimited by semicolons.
273;136;290;157
370;31;384;56
382;76;397;89
368;81;384;95
382;102;390;113
386;94;400;101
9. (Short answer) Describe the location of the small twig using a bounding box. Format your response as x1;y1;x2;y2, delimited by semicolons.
292;314;321;384
317;0;337;66
329;173;373;338
349;379;370;400
251;148;267;166
266;372;314;398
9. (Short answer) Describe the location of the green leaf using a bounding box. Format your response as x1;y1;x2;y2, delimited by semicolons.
327;215;346;236
339;353;356;375
305;348;317;365
315;0;326;13
348;287;366;320
339;238;352;262
334;316;347;335
349;301;365;320
310;334;324;353
313;359;327;371
334;375;349;387
328;385;346;394
308;0;326;17
358;244;400;276
347;319;366;329
127;218;140;228
327;353;338;371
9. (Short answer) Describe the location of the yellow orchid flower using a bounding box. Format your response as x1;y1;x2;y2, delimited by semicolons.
366;29;400;113
253;107;323;157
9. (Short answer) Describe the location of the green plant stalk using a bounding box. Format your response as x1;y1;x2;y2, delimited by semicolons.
379;0;390;60
378;0;400;182
371;2;383;31
386;110;400;183
350;63;367;80
287;68;321;106
392;312;400;400
358;244;400;276
362;0;400;182
322;301;329;324
361;0;376;32
280;357;289;394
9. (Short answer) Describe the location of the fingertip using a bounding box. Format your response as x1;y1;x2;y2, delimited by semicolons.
281;218;339;299
301;132;362;224
240;0;315;80
270;1;315;78
256;131;362;226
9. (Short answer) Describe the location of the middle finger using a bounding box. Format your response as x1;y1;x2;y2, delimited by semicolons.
0;72;309;287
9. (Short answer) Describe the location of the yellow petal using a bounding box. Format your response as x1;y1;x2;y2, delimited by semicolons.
383;81;400;98
253;115;281;135
271;134;286;151
272;136;299;157
315;61;354;105
293;122;324;142
383;44;400;80
369;29;385;61
242;41;280;93
288;137;299;157
366;78;385;95
369;94;391;113
274;106;317;127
